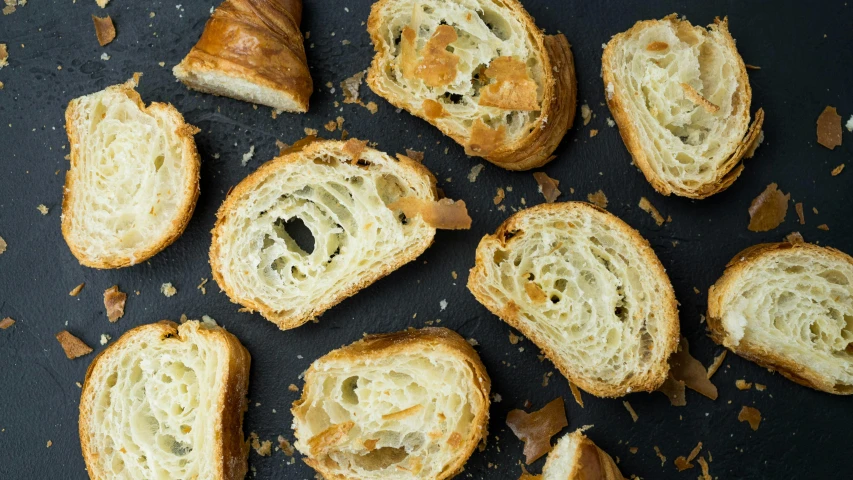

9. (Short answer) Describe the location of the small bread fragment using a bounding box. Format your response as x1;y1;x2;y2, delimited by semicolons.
468;202;679;397
367;0;577;170
210;139;441;329
103;285;126;322
62;75;201;268
816;106;842;150
540;430;624;480
506;397;568;464
92;15;116;46
173;0;312;112
708;241;853;394
56;331;93;359
292;327;490;480
602;15;764;198
79;320;251;479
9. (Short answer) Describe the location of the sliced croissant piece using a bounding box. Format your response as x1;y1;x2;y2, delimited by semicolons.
174;0;312;113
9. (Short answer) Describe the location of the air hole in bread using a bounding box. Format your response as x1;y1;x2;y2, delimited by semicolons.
341;376;359;404
819;270;849;286
834;383;853;394
153;155;165;172
351;446;409;470
476;10;510;41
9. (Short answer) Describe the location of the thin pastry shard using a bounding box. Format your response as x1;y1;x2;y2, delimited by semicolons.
292;327;490;480
603;15;763;198
367;0;577;170
92;15;116;46
540;430;625;480
816;106;842;150
56;331;92;359
533;172;561;203
210;140;444;329
388;197;472;230
747;183;789;232
103;285;127;322
738;406;761;430
174;0;313;113
669;337;718;400
506;397;568;464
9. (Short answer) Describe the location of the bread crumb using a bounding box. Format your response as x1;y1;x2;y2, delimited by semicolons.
466;337;478;346
278;435;295;456
92;15;116;46
674;442;703;471
816;106;842;150
706;351;726;379
451;271;457;280
100;334;110;345
288;383;299;392
161;283;177;297
638;197;664;225
304;127;318;136
439;299;447;311
587;190;608;209
795;202;805;225
589;129;598;137
622;401;638;422
846;115;853;132
831;164;845;176
100;52;110;61
241;145;255;166
508;332;520;345
0;236;5;255
69;283;85;296
755;383;766;391
75;382;82;388
606;117;615;127
697;456;712;480
46;440;52;448
735;379;752;390
738;406;761;430
628;447;638;454
404;149;424;162
493;187;505;205
748;183;789;232
103;285;126;322
813;207;819;214
56;331;93;359
569;382;584;408
785;231;805;244
249;432;272;456
0;43;8;68
817;224;830;231
654;446;666;466
467;164;484;182
0;317;15;329
533;172;561;203
341;71;365;104
581;104;591;126
324;120;337;132
37;204;49;215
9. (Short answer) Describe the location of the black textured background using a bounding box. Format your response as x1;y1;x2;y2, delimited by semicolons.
1;1;852;478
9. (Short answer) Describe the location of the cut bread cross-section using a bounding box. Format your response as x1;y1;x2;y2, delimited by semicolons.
541;430;624;480
367;0;576;170
210;139;441;330
292;327;491;480
62;75;201;268
468;202;679;397
708;241;853;395
79;320;251;480
174;0;312;113
602;15;764;198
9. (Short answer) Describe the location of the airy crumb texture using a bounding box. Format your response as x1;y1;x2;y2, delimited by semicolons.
69;283;85;296
388;198;472;230
638;196;665;226
586;190;608;209
56;330;93;359
816;106;842;150
0;317;15;329
747;183;789;232
161;282;177;297
622;401;638;422
539;430;625;480
738;406;761;430
506;397;568;464
92;15;116;46
103;285;126;322
533;172;561;203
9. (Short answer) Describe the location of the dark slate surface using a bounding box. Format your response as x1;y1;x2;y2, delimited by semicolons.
1;1;851;478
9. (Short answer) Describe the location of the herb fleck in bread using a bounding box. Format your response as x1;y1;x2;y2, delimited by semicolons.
79;320;251;479
173;0;312;113
542;430;625;480
467;202;679;397
367;0;576;170
62;75;201;268
708;241;853;395
602;15;764;198
210;139;439;330
292;327;491;480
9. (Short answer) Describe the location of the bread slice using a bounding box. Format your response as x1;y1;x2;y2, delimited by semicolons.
467;202;679;397
210;139;438;330
708;241;853;395
291;327;490;480
62;75;201;268
602;15;764;199
79;320;251;479
367;0;576;171
174;0;312;113
541;430;624;480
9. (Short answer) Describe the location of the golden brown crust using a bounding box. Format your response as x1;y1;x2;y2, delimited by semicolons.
467;202;680;397
174;0;312;112
570;433;625;480
292;327;491;480
366;0;576;171
209;139;439;330
707;241;853;395
79;320;252;479
61;76;201;269
602;16;763;199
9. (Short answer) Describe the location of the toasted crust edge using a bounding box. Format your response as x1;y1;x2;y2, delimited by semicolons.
292;327;491;480
209;139;439;330
707;241;853;395
601;15;764;199
61;77;201;269
467;201;680;398
78;320;252;480
365;0;576;171
546;430;624;480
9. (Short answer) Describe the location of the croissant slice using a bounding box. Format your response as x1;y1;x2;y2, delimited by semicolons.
174;0;312;113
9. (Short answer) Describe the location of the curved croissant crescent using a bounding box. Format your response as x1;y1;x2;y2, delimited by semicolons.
174;0;312;113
